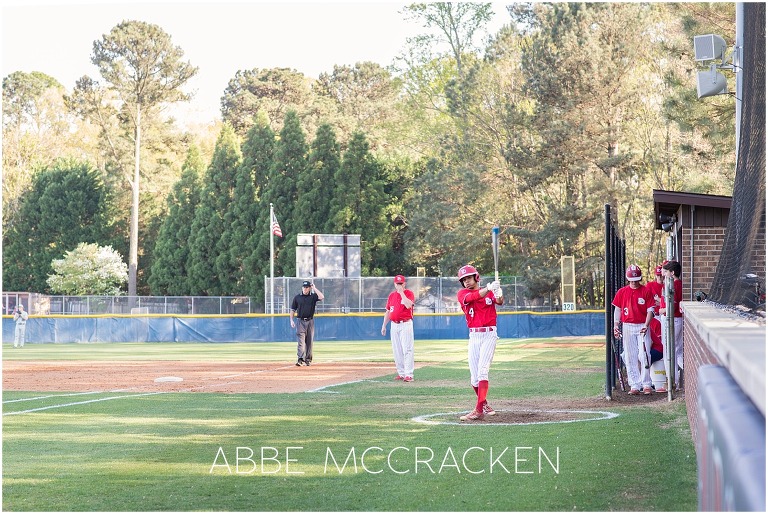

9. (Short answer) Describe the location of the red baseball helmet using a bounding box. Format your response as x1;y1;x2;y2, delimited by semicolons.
626;264;643;282
457;265;479;284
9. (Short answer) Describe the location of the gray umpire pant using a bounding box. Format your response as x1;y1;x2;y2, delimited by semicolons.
296;318;315;363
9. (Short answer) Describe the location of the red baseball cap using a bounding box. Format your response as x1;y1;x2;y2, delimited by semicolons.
394;275;406;284
655;266;663;276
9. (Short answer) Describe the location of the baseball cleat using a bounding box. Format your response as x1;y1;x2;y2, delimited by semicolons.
628;388;641;395
643;386;653;395
403;376;413;382
482;402;496;416
460;409;484;421
656;387;668;393
394;375;404;380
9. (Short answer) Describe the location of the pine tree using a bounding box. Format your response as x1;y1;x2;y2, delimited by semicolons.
149;145;204;295
262;110;308;277
329;131;390;274
298;123;340;233
240;115;277;297
220;122;275;294
186;125;241;295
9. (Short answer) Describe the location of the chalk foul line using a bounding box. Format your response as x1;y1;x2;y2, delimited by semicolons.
3;391;166;416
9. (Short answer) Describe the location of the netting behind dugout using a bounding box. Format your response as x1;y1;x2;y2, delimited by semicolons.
708;2;766;311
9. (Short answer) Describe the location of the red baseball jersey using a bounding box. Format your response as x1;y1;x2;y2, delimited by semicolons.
647;280;663;315
386;290;415;322
457;288;498;328
649;316;662;352
612;284;654;323
660;279;683;317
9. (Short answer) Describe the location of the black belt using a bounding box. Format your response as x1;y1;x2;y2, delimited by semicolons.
300;317;313;321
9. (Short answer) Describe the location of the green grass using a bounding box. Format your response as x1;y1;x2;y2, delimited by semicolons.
2;338;697;511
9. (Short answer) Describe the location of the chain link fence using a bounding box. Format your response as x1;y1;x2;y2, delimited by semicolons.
4;276;559;316
264;276;548;314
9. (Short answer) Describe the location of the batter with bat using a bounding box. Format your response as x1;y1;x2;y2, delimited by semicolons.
611;265;655;395
457;264;504;421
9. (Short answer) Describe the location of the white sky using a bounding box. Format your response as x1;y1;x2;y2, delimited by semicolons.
1;0;511;127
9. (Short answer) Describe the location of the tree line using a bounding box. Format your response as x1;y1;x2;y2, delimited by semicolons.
2;3;737;308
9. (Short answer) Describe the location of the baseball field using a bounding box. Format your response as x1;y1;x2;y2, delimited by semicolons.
2;336;696;511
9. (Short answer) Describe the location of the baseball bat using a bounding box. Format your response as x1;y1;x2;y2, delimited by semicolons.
640;334;650;369
612;336;626;391
491;225;500;282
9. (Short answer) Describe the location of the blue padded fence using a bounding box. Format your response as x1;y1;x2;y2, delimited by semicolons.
696;365;766;511
2;311;604;344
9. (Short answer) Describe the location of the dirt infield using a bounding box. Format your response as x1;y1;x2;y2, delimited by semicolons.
2;360;401;394
4;358;679;425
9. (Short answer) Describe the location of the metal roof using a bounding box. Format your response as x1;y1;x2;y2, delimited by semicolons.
652;189;732;229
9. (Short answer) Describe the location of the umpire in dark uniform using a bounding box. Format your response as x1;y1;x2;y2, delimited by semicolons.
290;280;325;366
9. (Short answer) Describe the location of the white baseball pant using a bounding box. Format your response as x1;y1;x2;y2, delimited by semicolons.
390;320;414;377
468;328;497;387
14;322;26;348
621;322;652;390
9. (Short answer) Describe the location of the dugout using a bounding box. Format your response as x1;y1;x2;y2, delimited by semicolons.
653;189;734;302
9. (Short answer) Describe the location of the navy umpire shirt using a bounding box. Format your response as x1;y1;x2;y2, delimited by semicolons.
291;292;321;319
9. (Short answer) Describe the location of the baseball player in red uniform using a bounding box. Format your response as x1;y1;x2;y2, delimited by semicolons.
381;275;416;382
647;265;664;317
612;264;655;394
660;260;684;389
456;265;503;421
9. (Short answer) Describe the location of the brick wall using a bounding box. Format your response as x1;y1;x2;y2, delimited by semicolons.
682;226;727;299
682;317;721;444
682;302;766;449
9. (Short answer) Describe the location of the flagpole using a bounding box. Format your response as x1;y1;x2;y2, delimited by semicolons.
270;203;275;315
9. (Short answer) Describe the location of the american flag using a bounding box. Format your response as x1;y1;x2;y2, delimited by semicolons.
271;211;283;238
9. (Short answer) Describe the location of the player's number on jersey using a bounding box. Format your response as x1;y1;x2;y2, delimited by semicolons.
623;307;629;316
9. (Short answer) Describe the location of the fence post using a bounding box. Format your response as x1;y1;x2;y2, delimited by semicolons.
605;204;613;399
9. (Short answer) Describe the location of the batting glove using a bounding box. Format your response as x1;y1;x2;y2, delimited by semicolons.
494;286;503;298
486;280;500;291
